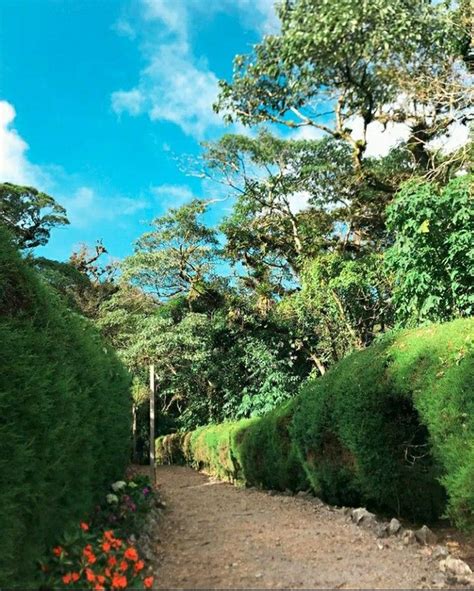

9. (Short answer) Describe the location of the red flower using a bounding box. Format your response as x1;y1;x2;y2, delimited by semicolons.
144;576;154;588
62;573;72;584
119;560;128;572
111;573;128;589
108;556;117;567
134;560;145;573
102;541;111;553
104;530;115;541
97;575;106;584
85;568;96;583
83;544;97;565
80;522;89;531
124;547;138;562
94;586;105;591
71;572;80;582
53;546;63;557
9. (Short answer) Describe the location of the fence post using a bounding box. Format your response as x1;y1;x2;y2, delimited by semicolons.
149;364;156;486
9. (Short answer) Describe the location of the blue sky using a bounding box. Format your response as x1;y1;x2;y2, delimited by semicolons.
0;0;279;262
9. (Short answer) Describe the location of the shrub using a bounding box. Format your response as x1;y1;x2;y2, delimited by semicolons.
292;319;474;525
157;318;474;528
0;228;132;585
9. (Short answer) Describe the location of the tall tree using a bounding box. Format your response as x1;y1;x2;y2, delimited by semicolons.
215;0;469;175
122;200;220;304
0;182;69;248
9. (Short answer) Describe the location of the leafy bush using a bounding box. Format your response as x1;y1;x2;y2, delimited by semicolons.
386;175;474;325
0;228;132;586
157;318;474;528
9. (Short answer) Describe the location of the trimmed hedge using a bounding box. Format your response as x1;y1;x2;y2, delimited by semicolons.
156;318;474;528
0;228;132;586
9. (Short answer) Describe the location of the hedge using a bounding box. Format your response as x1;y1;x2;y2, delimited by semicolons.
0;228;132;586
156;318;474;529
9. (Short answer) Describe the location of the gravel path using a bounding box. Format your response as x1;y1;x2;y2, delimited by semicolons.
151;465;452;589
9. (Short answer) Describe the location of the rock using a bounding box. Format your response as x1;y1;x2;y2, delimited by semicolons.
255;573;263;579
351;507;377;528
375;523;389;538
431;572;446;588
388;518;402;535
439;557;472;578
432;545;449;560
415;525;438;545
402;529;417;545
296;490;311;498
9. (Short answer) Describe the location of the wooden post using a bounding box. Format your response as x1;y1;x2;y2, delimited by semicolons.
149;364;156;486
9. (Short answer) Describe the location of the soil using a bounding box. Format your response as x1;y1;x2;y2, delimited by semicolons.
149;465;468;589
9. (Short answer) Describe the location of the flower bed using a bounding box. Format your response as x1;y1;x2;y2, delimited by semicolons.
39;475;155;590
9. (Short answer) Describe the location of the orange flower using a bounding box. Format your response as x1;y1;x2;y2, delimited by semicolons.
85;568;96;583
119;560;128;572
102;541;111;553
134;560;145;573
71;572;80;582
97;575;106;584
80;522;89;531
111;573;128;589
105;567;111;578
108;556;117;567
112;538;122;549
124;547;138;562
144;576;154;588
104;530;115;541
62;573;72;584
53;546;63;557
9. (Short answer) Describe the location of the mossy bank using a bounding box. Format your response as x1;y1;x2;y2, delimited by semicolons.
157;318;474;529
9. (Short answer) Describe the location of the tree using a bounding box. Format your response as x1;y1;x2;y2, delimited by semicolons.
122;200;220;304
202;130;412;300
279;253;393;374
215;0;469;175
0;182;69;248
386;174;473;325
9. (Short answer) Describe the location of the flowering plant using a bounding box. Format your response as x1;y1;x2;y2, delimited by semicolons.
39;475;155;590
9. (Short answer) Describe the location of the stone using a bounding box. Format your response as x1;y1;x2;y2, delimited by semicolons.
388;518;402;535
439;557;472;578
415;525;438;545
431;572;446;589
351;507;377;527
375;523;389;538
297;490;311;498
401;529;417;545
432;545;449;560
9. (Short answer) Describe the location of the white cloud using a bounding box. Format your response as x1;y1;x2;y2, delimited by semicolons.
63;186;148;228
151;183;195;207
111;0;278;139
427;120;470;154
0;100;49;186
0;99;148;230
112;18;136;39
347;118;412;158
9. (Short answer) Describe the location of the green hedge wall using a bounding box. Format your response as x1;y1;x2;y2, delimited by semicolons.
0;228;132;586
156;318;474;529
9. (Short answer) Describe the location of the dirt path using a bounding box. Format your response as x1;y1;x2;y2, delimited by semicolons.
150;465;453;589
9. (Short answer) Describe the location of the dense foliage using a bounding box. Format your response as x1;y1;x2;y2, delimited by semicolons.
157;318;474;528
0;228;131;586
